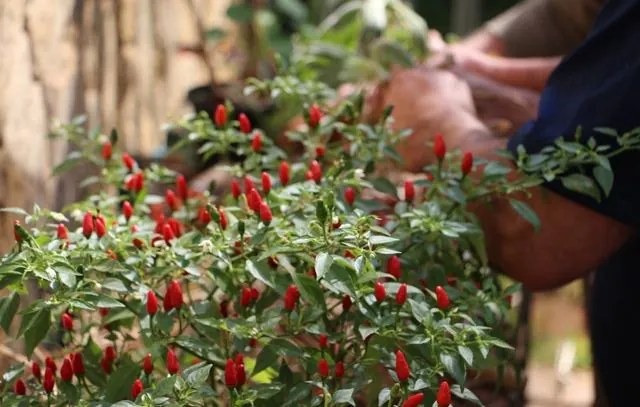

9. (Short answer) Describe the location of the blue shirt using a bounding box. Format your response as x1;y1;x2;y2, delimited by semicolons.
507;1;640;404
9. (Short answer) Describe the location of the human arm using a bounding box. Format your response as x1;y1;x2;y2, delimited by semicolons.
377;67;634;291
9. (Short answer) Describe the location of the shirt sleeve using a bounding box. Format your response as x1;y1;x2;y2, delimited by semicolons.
485;0;605;57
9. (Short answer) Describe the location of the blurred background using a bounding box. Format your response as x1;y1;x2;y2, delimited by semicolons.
0;1;595;405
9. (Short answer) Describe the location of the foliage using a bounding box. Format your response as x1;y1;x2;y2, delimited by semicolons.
0;64;632;407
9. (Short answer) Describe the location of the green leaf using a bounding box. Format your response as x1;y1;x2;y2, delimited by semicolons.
55;265;77;288
275;0;308;22
253;343;279;375
105;360;141;402
206;28;227;41
451;385;485;406
440;353;466;386
358;325;378;340
154;374;178;397
2;363;25;383
96;295;125;309
58;380;79;404
594;127;619;137
487;339;514;350
227;3;254;23
0;207;29;216
102;278;129;293
482;162;511;177
593;166;614;197
458;346;474;366
508;199;540;232
378;388;391;407
53;152;84;176
246;260;275;289
334;388;355;406
561;173;601;201
0;292;20;333
184;362;212;386
314;253;333;280
371;177;398;197
24;308;51;357
369;235;398;245
293;273;326;310
110;128;119;145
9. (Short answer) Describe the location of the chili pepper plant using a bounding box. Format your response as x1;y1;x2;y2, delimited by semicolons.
0;64;633;407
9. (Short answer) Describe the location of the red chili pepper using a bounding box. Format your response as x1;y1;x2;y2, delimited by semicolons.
396;283;408;305
13;378;26;395
122;152;135;171
342;295;353;312
82;212;94;238
236;362;246;386
60;358;73;382
104;346;116;363
57;223;68;240
168;280;184;310
259;202;272;225
395;350;410;382
45;357;57;374
319;334;328;349
239;113;252;134
176;175;188;200
310;160;322;183
308;104;322;129
43;367;55;393
387;256;401;279
147;290;159;316
166;349;179;375
102;141;113;160
461;152;473;176
434;133;446;160
31;362;41;380
218;207;228;230
165;190;178;211
318;359;329;378
279;161;290;186
101;356;112;374
251;288;259;300
231;179;242;199
214;104;227;127
240;287;253;307
131;378;144;399
122;200;133;220
143;353;153;374
244;176;255;194
335;361;345;378
261;172;272;194
197;206;211;225
404;180;415;202
225;358;237;387
72;352;85;376
95;216;107;238
284;284;300;311
402;393;425;407
168;217;182;238
315;146;326;158
344;187;356;206
435;286;450;309
248;338;257;347
436;381;451;406
61;312;73;330
374;282;386;303
248;189;262;213
251;132;262;152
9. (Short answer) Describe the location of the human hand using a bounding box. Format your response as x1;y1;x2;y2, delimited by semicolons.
365;66;488;172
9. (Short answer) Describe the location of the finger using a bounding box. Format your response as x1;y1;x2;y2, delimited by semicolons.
427;29;447;52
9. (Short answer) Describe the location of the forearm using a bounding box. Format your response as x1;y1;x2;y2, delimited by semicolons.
460;124;633;290
462;55;562;92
